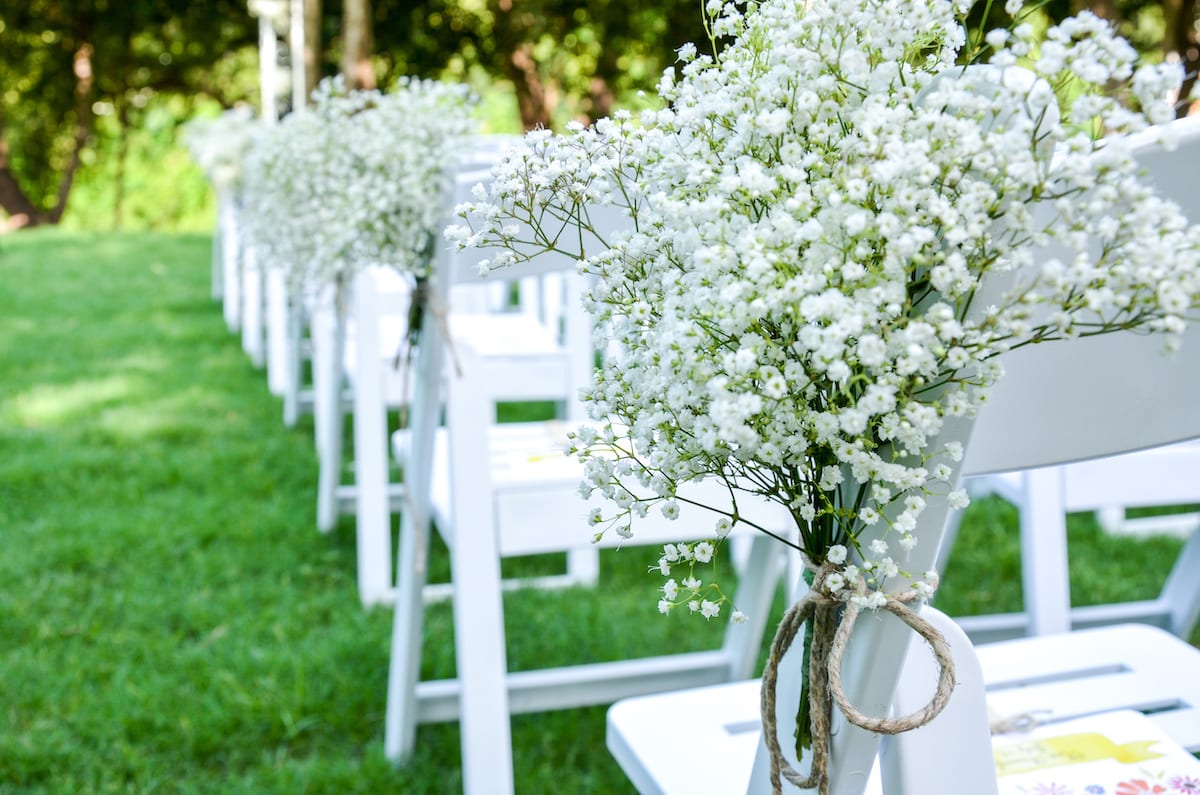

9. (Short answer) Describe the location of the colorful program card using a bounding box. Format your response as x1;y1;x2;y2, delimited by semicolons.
994;710;1200;794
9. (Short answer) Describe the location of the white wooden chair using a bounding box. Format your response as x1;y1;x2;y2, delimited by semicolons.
310;141;590;606
381;171;798;794
341;262;578;605
607;317;1200;794
606;115;1200;794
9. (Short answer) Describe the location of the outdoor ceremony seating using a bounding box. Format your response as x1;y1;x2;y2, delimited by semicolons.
308;137;597;606
380;167;799;795
326;260;582;604
605;114;1200;794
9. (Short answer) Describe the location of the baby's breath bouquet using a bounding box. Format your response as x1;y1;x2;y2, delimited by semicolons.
183;106;261;193
451;0;1199;790
242;76;476;292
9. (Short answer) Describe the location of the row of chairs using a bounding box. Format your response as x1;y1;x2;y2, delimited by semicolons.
206;118;1200;793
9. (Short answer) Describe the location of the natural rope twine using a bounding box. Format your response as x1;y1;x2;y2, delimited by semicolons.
760;561;958;794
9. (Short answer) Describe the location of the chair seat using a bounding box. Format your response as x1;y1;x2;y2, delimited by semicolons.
979;623;1200;749
345;306;565;404
606;623;1200;795
424;420;595;557
414;419;796;558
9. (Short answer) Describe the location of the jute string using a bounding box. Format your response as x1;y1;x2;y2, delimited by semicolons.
760;561;958;794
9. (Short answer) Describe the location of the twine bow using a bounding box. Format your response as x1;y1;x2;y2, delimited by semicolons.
760;561;957;794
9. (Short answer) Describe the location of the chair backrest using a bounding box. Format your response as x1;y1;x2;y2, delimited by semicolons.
757;113;1200;794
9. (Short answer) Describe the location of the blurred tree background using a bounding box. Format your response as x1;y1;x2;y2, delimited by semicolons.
0;0;1195;232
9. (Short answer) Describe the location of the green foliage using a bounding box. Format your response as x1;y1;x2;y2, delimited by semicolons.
0;0;257;223
63;94;219;231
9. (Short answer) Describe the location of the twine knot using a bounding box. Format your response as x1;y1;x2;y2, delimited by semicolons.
760;561;957;794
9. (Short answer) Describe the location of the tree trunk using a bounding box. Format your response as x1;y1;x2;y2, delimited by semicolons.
508;43;555;130
47;40;95;225
341;0;375;90
585;76;615;125
0;120;42;228
112;100;130;230
304;0;322;97
1072;0;1121;21
1162;0;1200;117
0;38;94;228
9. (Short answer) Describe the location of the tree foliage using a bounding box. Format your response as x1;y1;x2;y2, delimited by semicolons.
1;0;1196;229
0;0;256;226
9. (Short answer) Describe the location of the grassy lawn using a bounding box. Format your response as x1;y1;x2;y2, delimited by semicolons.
0;229;1189;793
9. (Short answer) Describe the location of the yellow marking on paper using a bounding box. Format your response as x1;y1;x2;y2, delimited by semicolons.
995;733;1164;777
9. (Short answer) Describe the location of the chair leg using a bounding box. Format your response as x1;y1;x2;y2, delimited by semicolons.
450;523;515;795
386;326;447;762
443;340;515;794
1161;525;1200;638
221;195;241;333
1019;468;1072;636
384;503;430;762
282;292;305;428
352;270;394;606
211;214;224;302
264;267;289;398
565;547;600;586
314;292;346;533
241;246;264;367
721;534;787;681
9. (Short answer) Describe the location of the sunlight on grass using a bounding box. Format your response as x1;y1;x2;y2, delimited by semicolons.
7;374;141;428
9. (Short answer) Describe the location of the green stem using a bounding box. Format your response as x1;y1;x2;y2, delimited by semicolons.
795;565;816;760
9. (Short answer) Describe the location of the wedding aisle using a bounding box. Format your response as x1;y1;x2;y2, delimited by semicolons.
0;230;1186;793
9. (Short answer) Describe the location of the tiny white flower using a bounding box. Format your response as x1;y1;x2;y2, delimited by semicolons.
714;517;733;537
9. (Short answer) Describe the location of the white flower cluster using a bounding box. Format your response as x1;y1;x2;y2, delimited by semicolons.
242;76;476;290
182;106;261;191
453;0;1200;613
654;540;747;622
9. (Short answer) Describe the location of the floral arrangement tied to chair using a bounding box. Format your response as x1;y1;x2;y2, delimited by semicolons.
450;0;1200;791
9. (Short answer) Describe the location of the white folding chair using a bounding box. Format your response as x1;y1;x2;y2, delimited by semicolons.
608;316;1200;794
344;262;581;605
381;171;797;794
311;140;592;606
606;116;1200;795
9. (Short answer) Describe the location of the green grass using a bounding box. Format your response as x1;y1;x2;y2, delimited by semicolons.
0;229;1191;793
